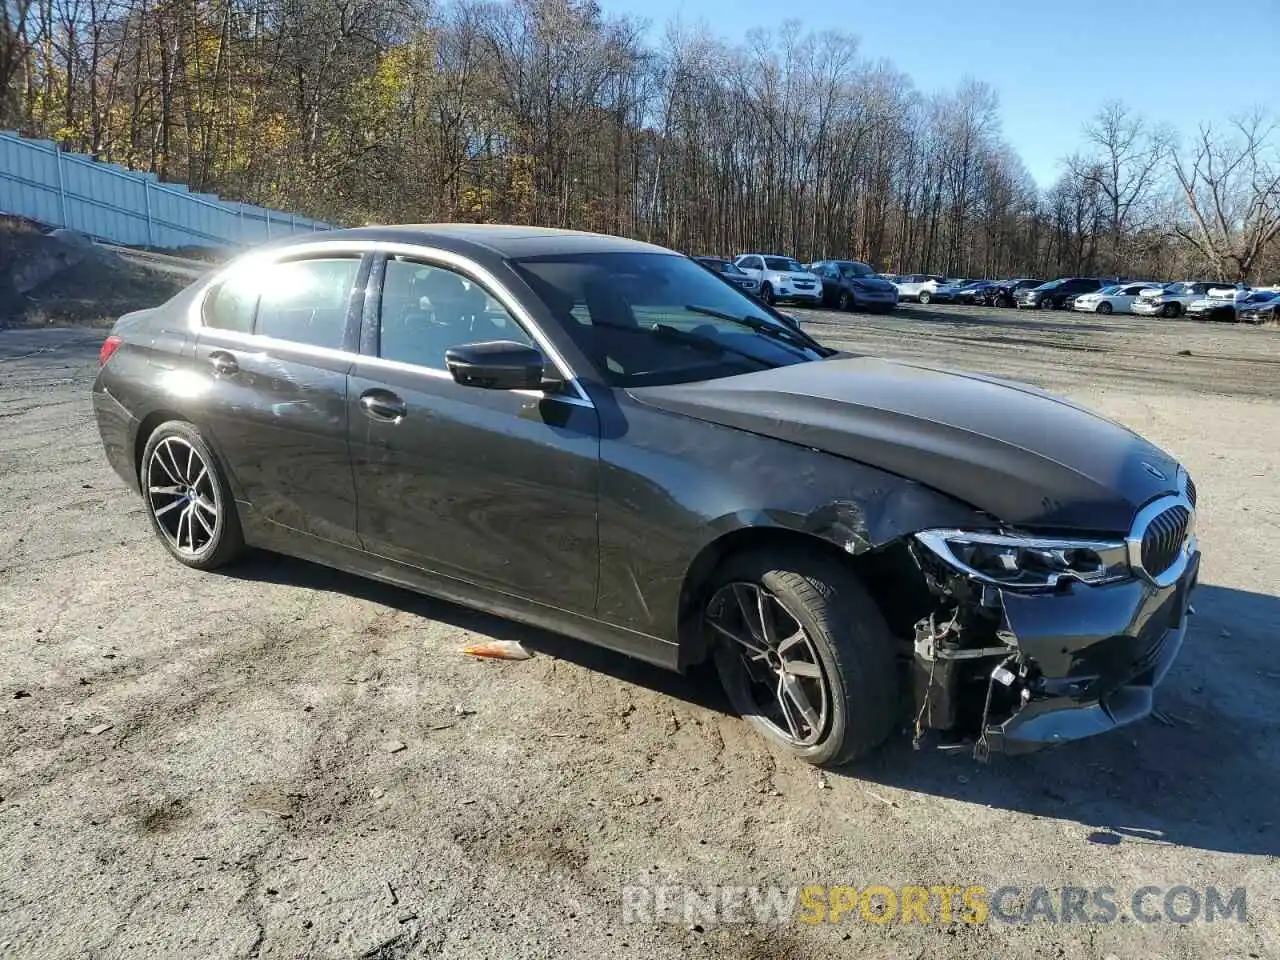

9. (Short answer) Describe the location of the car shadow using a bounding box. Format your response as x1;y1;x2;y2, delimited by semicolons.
228;553;1278;857
227;551;732;711
846;582;1279;857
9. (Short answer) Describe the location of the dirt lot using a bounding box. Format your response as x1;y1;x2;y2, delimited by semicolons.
0;302;1277;959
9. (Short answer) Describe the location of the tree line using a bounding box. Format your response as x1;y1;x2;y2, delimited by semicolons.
3;0;1278;281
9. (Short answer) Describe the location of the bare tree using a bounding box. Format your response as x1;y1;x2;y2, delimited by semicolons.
1172;113;1280;281
1081;100;1171;272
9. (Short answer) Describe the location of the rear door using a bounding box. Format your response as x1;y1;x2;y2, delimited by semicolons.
192;253;368;547
348;252;601;612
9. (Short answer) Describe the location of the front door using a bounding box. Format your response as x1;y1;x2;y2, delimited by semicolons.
348;253;601;614
192;254;367;547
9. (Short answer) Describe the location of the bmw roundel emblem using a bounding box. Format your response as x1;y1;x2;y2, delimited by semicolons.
1142;462;1167;481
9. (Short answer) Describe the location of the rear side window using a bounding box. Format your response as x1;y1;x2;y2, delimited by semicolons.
255;258;361;349
202;275;258;333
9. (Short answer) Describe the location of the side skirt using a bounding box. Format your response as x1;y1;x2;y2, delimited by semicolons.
242;511;680;671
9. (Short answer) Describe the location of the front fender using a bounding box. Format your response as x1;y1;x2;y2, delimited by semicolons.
595;398;986;645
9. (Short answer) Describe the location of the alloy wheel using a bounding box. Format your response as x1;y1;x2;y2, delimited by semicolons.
707;581;831;746
146;436;219;555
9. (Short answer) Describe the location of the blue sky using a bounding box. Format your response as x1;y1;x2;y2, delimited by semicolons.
611;0;1280;188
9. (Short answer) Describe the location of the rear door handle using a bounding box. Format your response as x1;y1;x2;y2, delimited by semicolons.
209;351;238;376
360;390;407;423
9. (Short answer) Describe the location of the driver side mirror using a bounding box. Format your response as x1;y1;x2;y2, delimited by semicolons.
445;340;546;390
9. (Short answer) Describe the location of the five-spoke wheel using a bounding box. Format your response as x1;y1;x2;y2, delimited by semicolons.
705;549;898;766
707;581;830;746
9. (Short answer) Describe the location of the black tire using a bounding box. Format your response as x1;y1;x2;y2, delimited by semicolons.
706;548;898;767
759;283;775;306
837;289;854;311
1097;301;1113;315
1042;297;1057;310
995;294;1012;308
1162;301;1181;319
140;420;246;570
918;290;932;305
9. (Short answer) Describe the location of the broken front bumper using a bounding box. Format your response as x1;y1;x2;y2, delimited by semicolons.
983;550;1200;754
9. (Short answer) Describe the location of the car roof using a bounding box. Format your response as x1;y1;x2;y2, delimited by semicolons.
266;223;673;260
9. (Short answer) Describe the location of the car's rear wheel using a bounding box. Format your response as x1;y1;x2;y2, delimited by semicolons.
141;421;245;570
995;294;1011;308
1097;301;1113;314
918;290;932;305
759;283;775;306
706;549;898;767
1162;302;1181;319
837;289;854;311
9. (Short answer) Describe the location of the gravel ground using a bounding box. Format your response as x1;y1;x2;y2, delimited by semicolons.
0;304;1277;959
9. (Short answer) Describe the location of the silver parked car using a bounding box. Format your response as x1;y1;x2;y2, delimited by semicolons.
893;274;951;304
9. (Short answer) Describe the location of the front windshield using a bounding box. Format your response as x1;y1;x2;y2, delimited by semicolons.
511;252;826;387
1036;279;1064;290
838;262;874;278
764;257;805;272
1098;285;1121;295
719;260;746;276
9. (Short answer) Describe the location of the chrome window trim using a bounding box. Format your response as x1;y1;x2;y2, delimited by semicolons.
186;239;594;407
1124;467;1197;588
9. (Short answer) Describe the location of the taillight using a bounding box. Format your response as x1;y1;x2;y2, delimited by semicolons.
99;335;123;368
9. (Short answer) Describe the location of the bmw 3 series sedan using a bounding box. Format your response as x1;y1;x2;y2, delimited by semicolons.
92;225;1200;766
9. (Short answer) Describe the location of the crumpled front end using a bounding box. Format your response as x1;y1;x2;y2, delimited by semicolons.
906;476;1200;757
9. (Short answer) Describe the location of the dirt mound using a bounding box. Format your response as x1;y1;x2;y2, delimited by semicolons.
0;217;188;328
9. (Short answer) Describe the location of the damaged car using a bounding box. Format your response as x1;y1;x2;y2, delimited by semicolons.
91;225;1200;767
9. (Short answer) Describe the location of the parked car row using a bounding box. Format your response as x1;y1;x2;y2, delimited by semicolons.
695;254;1280;323
696;254;901;312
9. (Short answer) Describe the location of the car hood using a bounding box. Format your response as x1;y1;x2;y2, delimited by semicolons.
627;356;1180;534
850;276;897;292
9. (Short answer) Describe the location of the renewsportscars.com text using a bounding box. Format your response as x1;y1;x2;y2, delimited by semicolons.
621;884;1248;926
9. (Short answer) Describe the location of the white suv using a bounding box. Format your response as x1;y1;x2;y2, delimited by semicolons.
892;274;956;304
733;254;822;306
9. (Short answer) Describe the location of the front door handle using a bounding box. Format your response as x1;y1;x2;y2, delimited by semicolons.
209;351;238;376
360;390;407;423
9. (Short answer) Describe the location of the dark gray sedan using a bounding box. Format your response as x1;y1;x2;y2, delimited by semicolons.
92;225;1200;766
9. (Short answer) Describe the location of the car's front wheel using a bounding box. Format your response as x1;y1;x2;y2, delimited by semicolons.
706;549;898;767
759;283;775;306
1162;302;1181;318
837;289;854;311
141;420;245;570
1097;301;1113;314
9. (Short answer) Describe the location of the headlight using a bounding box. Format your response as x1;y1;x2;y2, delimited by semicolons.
914;529;1130;589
